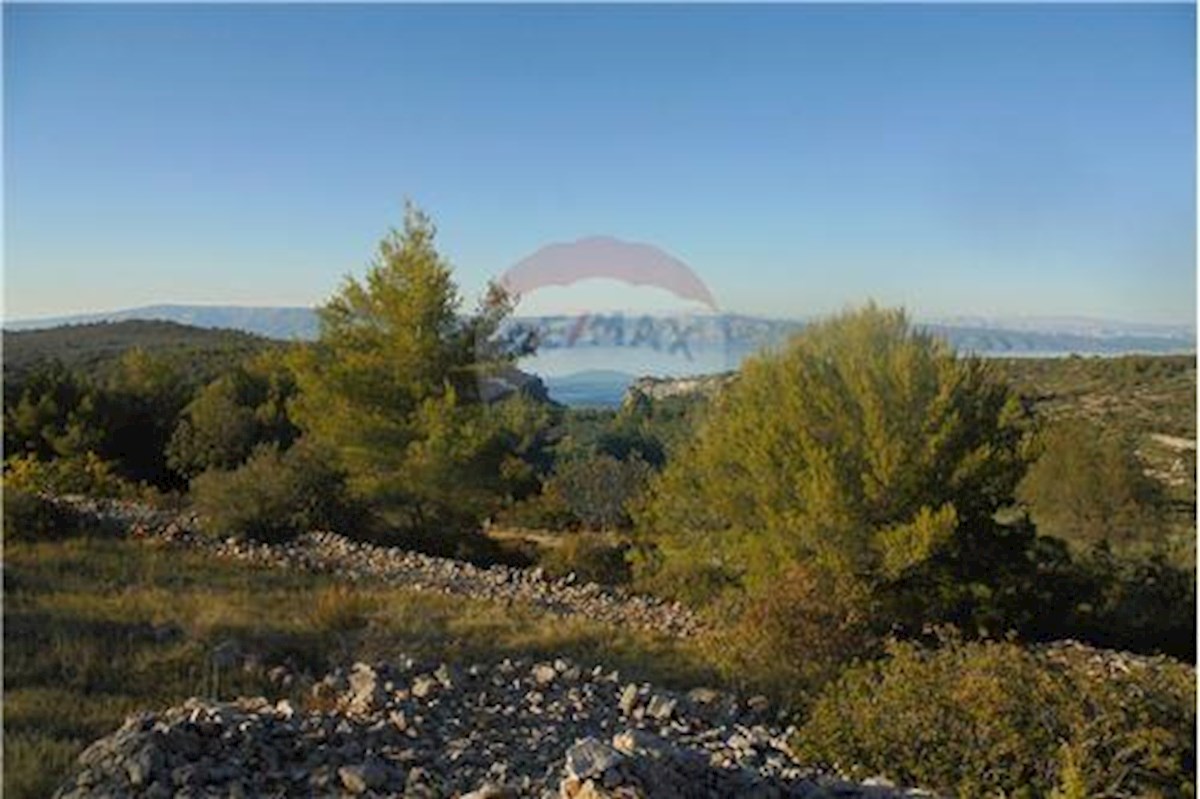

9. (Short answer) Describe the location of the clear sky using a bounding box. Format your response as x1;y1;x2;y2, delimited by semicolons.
5;3;1196;324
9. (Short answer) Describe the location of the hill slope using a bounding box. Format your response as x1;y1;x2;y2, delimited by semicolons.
2;320;276;388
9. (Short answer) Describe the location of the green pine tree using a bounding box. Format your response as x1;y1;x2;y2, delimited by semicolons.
636;304;1027;592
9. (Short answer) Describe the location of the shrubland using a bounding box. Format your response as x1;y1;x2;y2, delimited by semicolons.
537;533;633;585
796;635;1195;798
191;438;366;543
3;208;1194;799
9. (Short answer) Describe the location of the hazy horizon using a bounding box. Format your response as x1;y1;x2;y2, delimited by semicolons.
6;4;1196;324
5;300;1197;333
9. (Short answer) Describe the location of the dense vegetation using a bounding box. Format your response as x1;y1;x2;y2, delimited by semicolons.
4;208;1194;797
3;319;271;392
797;635;1195;798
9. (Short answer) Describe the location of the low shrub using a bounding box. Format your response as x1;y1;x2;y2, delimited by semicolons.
544;454;652;531
1070;545;1196;661
2;490;90;542
699;564;875;709
538;534;632;585
386;524;536;569
796;635;1196;798
494;487;578;532
880;519;1195;661
1049;645;1196;799
3;452;142;499
630;545;740;607
191;439;365;542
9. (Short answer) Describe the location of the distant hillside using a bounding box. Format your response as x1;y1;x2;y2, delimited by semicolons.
6;304;318;340
542;370;639;408
6;304;1194;360
3;320;277;388
996;354;1197;440
510;314;1194;357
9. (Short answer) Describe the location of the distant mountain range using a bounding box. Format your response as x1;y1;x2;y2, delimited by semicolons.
7;303;1193;353
5;304;320;340
6;303;1194;407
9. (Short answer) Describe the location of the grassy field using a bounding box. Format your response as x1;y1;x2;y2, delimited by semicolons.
3;535;712;799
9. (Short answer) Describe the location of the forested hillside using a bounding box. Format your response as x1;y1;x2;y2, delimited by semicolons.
3;320;274;391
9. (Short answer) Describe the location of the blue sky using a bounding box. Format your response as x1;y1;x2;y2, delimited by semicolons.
5;3;1196;324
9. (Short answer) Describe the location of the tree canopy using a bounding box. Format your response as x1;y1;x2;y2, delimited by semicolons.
1017;417;1164;553
636;305;1027;589
167;353;299;478
287;205;550;531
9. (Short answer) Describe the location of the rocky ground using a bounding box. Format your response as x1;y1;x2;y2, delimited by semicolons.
39;497;1180;798
53;496;701;638
43;497;935;796
53;655;932;799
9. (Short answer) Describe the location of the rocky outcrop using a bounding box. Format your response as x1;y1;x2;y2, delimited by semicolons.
54;656;933;798
478;366;556;406
622;373;735;406
52;496;701;639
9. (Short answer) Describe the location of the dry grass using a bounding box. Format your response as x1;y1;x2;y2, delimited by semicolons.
3;535;710;798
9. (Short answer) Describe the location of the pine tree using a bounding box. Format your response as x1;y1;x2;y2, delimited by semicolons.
288;205;549;532
637;304;1026;591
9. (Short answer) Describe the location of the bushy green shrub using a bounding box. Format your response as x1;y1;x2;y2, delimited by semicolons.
538;534;632;585
3;452;141;499
2;490;90;542
699;564;876;709
876;517;1087;642
1070;546;1196;661
191;439;364;542
637;305;1026;596
796;636;1196;798
875;518;1195;661
629;545;740;606
494;484;578;531
545;454;653;531
1049;646;1196;799
1018;417;1164;552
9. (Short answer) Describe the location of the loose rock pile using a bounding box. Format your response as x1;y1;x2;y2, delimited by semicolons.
55;655;930;798
52;496;700;638
1037;638;1186;678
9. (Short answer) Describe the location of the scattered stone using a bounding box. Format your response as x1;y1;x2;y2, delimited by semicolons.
463;782;515;799
618;684;640;716
687;687;721;705
748;695;773;714
645;694;677;721
411;676;438;699
338;761;387;794
346;663;382;713
533;663;559;685
565;738;625;781
434;663;455;688
51;655;936;798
